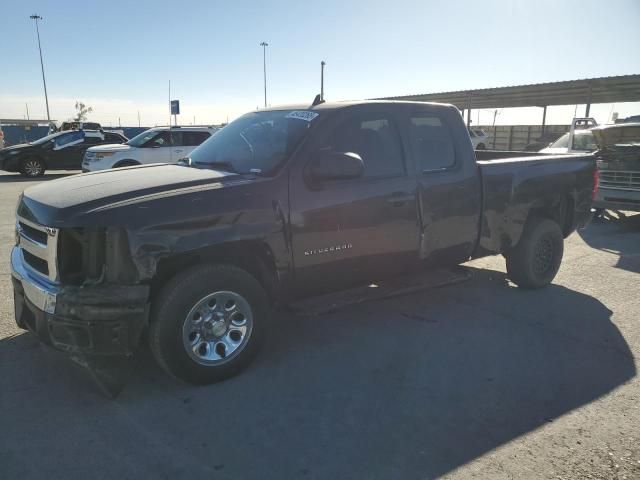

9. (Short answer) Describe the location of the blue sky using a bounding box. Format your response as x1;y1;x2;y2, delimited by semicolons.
1;0;639;126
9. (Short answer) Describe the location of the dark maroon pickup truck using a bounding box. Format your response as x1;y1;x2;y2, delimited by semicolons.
11;100;596;384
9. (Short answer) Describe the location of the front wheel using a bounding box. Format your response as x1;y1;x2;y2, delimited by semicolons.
505;217;564;289
21;157;46;177
149;264;270;384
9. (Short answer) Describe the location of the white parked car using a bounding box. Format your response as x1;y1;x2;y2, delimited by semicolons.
82;126;217;172
539;117;598;154
468;128;489;149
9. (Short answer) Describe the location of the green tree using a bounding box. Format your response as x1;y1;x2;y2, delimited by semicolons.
74;101;93;122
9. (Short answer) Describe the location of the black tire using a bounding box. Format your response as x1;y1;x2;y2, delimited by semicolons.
149;264;270;385
113;160;140;169
20;157;46;177
505;217;564;289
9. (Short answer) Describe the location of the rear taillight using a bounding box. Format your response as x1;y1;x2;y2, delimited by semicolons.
592;166;599;200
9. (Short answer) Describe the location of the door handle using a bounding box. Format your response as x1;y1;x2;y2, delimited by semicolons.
174;149;184;153
387;192;414;207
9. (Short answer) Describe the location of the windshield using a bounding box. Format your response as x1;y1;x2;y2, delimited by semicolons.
188;110;316;175
548;131;597;150
548;133;570;149
127;129;162;147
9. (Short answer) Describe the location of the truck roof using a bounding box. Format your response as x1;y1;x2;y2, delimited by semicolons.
259;100;457;112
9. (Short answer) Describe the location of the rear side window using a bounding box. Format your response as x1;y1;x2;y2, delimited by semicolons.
325;113;405;179
104;133;125;143
83;135;103;145
182;131;211;146
410;114;456;171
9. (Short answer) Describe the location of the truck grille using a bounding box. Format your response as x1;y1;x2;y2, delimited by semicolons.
599;170;640;191
16;216;59;283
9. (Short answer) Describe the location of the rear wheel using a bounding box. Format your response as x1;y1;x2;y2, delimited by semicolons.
149;264;270;384
505;217;564;289
21;157;45;177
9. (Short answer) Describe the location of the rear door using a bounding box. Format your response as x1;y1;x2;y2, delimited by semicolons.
289;105;420;296
409;107;481;264
48;131;88;169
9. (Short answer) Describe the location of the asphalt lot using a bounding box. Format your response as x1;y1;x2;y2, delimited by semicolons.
1;171;639;480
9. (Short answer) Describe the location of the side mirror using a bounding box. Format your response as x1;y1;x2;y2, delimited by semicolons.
310;151;364;181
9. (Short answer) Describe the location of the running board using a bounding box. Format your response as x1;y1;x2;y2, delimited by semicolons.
289;266;471;316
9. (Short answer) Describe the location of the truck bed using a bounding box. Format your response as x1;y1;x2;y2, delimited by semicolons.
474;153;596;256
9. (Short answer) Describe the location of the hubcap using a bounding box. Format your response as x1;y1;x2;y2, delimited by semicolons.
182;291;253;365
533;234;554;275
24;160;42;176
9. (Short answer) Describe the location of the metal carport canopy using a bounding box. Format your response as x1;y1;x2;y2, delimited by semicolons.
378;74;640;109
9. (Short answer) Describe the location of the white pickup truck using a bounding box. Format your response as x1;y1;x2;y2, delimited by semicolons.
540;118;598;154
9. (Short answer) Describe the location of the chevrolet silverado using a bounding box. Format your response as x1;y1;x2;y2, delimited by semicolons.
11;101;596;384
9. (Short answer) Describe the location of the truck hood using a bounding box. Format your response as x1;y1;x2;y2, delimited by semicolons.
87;143;133;153
18;164;241;226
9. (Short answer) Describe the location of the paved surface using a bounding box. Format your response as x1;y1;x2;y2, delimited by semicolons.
1;171;639;480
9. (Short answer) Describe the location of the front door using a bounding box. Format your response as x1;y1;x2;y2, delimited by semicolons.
289;106;420;297
141;130;173;164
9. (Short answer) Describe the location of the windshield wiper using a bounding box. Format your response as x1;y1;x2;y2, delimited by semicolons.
193;161;238;174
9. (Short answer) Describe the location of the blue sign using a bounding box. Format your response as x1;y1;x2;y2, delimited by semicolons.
170;100;180;115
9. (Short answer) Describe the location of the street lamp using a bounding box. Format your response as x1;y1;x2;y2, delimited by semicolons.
29;14;51;123
260;42;268;108
320;61;326;101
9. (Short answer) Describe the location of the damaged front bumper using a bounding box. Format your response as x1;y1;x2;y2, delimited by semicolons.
11;247;149;356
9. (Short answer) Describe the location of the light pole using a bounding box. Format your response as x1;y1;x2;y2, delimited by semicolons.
320;61;326;101
29;15;50;123
260;42;268;108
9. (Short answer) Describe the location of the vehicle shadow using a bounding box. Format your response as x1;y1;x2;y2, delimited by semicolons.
579;211;640;274
0;267;635;479
0;172;78;183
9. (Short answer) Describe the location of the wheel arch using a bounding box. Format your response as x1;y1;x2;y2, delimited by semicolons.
526;194;575;238
112;159;141;168
150;240;282;306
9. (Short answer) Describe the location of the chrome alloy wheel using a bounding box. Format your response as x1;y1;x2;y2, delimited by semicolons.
182;291;253;365
23;159;43;176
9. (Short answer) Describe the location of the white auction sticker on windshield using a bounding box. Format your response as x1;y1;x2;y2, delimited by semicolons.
285;111;319;122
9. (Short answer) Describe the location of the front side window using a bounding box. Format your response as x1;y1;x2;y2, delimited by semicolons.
54;131;84;149
410;114;456;171
169;131;182;146
127;129;169;148
188;110;315;175
323;113;405;179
